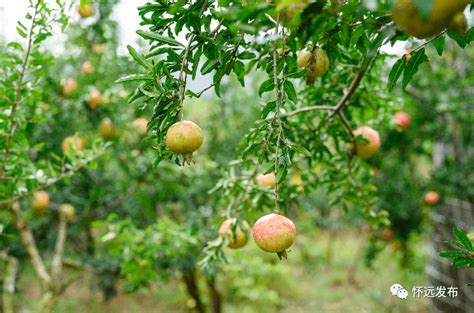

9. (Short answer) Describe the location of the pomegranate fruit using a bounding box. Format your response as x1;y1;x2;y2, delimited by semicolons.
218;218;250;249
62;136;86;153
382;229;394;241
98;118;116;139
32;191;49;216
394;112;411;130
77;4;94;18
392;0;468;38
425;191;440;206
88;89;105;109
448;12;468;35
61;79;78;97
92;43;107;55
133;118;148;136
256;172;276;188
352;126;380;159
165;120;203;163
80;61;95;74
59;204;75;222
252;213;296;258
297;48;329;78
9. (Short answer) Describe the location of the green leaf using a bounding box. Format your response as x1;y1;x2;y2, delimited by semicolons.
452;257;473;269
283;81;297;103
447;31;467;48
388;57;405;91
127;45;153;71
115;74;155;84
431;35;445;56
402;48;428;90
454;227;473;251
439;251;467;258
258;79;274;97
136;30;184;47
445;240;467;250
261;101;276;119
16;27;27;38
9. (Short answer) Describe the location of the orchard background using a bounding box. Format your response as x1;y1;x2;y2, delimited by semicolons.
0;0;473;312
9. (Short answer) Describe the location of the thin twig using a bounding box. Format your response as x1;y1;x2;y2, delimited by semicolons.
0;1;41;177
283;105;334;117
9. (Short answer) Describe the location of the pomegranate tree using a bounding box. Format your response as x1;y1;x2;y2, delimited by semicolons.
165;120;204;164
218;218;250;249
252;213;296;259
425;191;440;206
394;112;411;130
352;126;380;159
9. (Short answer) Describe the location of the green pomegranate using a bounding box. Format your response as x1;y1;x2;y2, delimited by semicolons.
166;120;204;164
392;0;468;38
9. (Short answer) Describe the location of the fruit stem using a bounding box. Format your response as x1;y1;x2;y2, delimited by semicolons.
276;250;288;260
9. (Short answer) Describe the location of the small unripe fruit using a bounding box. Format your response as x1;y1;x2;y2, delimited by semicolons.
394;112;411;130
256;173;276;188
62;136;86;153
425;191;439;206
59;204;75;222
88;89;105;110
467;233;474;241
98;118;116;139
166;120;204;163
382;229;394;241
252;213;296;257
61;79;78;97
352;126;381;159
80;61;95;74
218;218;250;249
297;48;329;78
133;118;148;136
32;191;49;216
92;43;107;55
77;4;94;18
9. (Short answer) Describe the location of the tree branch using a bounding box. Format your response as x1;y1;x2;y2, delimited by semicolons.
51;212;68;281
11;203;51;285
1;253;18;313
283;105;334;117
0;1;41;177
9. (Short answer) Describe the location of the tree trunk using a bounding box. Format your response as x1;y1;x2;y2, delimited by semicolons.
426;199;474;313
38;291;57;313
2;255;18;313
182;269;206;313
206;276;222;313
